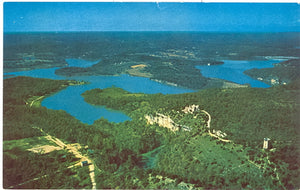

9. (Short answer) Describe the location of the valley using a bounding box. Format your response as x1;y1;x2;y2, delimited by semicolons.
3;32;300;189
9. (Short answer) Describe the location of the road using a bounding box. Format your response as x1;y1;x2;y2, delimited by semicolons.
200;110;285;188
36;127;97;189
29;96;44;107
201;110;231;143
201;110;211;128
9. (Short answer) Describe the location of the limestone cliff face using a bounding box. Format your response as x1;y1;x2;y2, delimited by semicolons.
145;113;179;132
182;104;199;114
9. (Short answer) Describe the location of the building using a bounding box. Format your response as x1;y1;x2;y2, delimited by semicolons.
81;161;89;167
263;138;270;149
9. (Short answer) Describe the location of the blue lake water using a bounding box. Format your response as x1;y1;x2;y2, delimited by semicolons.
4;59;194;124
196;60;280;88
5;59;282;124
6;67;65;80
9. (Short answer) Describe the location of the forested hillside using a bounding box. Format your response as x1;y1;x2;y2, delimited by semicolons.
5;32;300;89
3;76;300;189
83;81;300;189
244;59;300;85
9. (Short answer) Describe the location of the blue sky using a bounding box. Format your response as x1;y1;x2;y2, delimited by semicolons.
4;2;300;32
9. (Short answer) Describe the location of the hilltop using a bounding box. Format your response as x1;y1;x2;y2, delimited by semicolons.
4;32;300;89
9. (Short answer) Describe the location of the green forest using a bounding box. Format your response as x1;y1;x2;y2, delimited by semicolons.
5;32;300;89
245;59;300;85
3;76;300;189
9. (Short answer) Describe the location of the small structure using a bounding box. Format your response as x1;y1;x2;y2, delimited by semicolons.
81;161;89;167
212;129;227;138
263;138;270;149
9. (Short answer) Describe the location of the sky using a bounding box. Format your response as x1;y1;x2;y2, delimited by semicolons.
3;2;300;32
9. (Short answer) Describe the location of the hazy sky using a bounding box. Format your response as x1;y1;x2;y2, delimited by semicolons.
4;2;300;32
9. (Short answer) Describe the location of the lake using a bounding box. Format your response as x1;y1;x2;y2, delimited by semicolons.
5;58;280;124
196;59;280;88
4;59;194;124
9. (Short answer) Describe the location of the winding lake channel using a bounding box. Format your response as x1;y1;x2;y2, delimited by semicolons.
196;59;281;88
4;59;194;124
4;58;280;124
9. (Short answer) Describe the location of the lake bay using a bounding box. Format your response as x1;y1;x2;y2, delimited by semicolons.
196;59;280;88
4;59;194;124
4;58;282;124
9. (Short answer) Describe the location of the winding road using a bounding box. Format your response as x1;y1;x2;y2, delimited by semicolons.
201;110;231;143
200;109;285;188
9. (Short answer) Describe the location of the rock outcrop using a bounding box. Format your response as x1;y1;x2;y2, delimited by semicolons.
182;104;199;114
145;113;180;132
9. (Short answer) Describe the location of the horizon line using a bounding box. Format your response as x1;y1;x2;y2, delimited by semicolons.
4;30;300;33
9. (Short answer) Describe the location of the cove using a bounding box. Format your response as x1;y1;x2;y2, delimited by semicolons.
4;59;194;124
196;60;280;88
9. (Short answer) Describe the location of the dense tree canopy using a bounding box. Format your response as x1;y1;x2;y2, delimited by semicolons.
3;76;300;189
